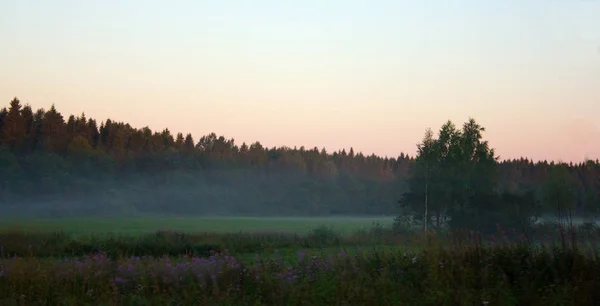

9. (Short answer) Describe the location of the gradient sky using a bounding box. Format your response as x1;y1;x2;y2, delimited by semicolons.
1;0;599;162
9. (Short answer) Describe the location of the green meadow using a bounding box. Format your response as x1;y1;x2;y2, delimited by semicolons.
0;216;396;236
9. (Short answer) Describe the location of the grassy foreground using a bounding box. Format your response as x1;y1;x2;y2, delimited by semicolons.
1;233;599;305
1;218;600;305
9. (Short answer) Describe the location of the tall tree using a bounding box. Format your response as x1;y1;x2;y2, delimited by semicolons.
447;118;499;231
1;98;27;150
41;104;66;152
20;104;35;153
175;132;185;149
32;108;45;150
419;128;436;232
183;133;195;153
0;107;8;147
399;118;500;233
400;127;439;231
543;163;577;229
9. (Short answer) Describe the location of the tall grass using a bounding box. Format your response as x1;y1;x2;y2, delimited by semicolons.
0;223;600;305
0;225;406;258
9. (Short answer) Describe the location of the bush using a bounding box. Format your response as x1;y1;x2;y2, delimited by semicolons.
307;225;340;247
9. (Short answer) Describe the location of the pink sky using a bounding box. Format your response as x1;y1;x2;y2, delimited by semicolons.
1;0;598;162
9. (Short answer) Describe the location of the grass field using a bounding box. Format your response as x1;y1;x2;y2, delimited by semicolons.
0;216;396;236
2;216;600;304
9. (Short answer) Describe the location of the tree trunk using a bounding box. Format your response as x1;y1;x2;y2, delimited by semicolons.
425;163;428;233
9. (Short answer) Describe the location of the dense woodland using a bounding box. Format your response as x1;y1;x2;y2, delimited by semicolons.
0;97;599;227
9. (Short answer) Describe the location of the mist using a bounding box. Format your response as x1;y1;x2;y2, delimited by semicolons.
1;98;599;236
0;161;405;218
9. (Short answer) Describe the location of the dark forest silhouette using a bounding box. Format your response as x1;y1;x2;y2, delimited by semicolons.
0;97;599;227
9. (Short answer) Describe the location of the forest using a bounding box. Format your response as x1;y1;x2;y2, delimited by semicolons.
0;97;599;230
3;97;600;305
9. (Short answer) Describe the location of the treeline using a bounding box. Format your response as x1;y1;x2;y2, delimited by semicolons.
400;119;599;233
0;97;598;219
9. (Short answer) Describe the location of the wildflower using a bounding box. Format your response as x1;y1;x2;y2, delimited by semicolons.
412;256;418;264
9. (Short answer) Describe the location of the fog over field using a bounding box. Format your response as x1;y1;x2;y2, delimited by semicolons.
1;1;600;304
0;105;598;235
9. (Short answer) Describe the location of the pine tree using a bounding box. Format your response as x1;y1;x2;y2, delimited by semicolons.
183;133;195;152
42;104;65;152
20;104;35;153
0;108;8;147
175;132;185;149
1;98;27;150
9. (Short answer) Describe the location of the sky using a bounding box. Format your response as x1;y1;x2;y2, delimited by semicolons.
0;0;599;162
